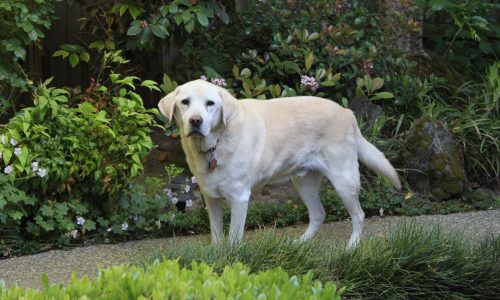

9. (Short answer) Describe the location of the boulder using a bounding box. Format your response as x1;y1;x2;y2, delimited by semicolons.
401;116;467;200
349;96;385;130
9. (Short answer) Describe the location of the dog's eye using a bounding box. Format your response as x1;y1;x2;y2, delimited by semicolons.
206;100;215;106
181;99;190;105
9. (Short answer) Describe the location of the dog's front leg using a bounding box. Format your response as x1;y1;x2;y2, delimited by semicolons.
228;190;251;244
204;196;224;243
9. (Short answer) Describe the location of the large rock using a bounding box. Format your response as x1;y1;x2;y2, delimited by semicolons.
401;116;467;200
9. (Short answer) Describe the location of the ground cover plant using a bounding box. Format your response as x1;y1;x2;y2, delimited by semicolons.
0;259;342;299
157;224;500;299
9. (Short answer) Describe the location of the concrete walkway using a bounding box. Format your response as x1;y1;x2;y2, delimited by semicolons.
1;209;499;289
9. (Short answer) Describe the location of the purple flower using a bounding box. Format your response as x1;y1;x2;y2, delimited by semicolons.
210;78;227;87
300;75;319;92
14;148;21;157
9;138;18;146
200;75;207;81
0;135;5;144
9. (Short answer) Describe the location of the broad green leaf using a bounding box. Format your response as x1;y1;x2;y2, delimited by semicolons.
196;12;209;27
370;92;394;101
127;25;141;36
68;53;79;67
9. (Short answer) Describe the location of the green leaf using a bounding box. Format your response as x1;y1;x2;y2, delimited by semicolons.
80;52;90;63
127;25;142;36
41;273;49;290
184;19;195;33
370;92;394;101
305;52;314;72
53;50;68;58
69;53;79;68
371;77;384;91
196;12;209;27
150;24;168;39
319;80;336;87
240;68;251;78
2;148;13;165
18;146;29;167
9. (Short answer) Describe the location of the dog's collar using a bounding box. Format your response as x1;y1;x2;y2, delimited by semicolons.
200;137;220;170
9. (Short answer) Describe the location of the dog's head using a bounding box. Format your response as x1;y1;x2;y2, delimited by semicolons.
158;79;238;138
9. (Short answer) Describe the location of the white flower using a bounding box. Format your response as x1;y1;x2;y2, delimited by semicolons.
14;148;21;157
3;165;14;174
0;152;3;160
163;188;174;198
200;75;207;81
170;197;178;205
191;176;197;184
37;168;47;178
0;135;5;144
186;199;193;208
31;161;39;172
76;216;85;226
121;222;129;231
155;220;162;229
184;184;190;193
9;138;18;146
70;229;78;239
133;216;138;221
107;227;112;232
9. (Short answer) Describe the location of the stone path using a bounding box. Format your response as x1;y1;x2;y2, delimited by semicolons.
1;209;498;289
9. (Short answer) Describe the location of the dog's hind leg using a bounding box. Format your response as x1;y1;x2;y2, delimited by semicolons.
292;171;325;241
323;163;364;248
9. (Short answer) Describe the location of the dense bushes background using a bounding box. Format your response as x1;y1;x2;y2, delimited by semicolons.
0;0;498;256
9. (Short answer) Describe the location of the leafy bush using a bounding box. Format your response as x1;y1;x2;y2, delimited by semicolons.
0;260;342;299
425;0;499;77
158;225;500;299
0;0;54;118
417;62;499;184
0;70;158;248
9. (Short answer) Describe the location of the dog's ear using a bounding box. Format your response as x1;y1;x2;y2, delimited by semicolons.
218;88;238;126
158;88;179;121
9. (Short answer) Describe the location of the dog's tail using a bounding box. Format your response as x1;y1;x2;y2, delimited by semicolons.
356;130;401;190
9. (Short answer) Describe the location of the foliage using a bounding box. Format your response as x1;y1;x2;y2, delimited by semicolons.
159;0;413;106
0;259;342;299
0;0;54;117
0;66;158;250
417;62;499;184
158;225;500;299
425;0;499;76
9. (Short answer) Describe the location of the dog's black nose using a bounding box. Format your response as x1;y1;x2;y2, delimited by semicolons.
189;115;203;127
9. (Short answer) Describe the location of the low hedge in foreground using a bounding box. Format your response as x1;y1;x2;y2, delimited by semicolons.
0;260;342;299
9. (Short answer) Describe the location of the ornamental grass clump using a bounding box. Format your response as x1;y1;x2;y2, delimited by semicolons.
157;224;500;299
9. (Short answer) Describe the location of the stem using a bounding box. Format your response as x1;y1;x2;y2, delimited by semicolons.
443;27;462;58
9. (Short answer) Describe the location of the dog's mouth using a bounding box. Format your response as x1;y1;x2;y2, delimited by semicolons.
187;130;205;137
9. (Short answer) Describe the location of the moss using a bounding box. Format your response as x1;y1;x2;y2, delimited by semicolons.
401;117;467;200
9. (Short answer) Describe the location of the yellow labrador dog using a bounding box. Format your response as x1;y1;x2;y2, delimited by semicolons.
159;79;401;247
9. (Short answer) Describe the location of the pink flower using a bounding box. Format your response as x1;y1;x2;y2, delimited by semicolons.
300;75;319;92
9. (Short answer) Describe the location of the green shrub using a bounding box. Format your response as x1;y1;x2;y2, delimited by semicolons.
0;260;342;299
158;225;500;299
0;0;54;119
417;62;499;184
0;71;158;247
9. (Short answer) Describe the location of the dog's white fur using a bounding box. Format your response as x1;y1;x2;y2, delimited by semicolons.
159;79;401;247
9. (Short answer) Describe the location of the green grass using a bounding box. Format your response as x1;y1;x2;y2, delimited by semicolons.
153;224;500;299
